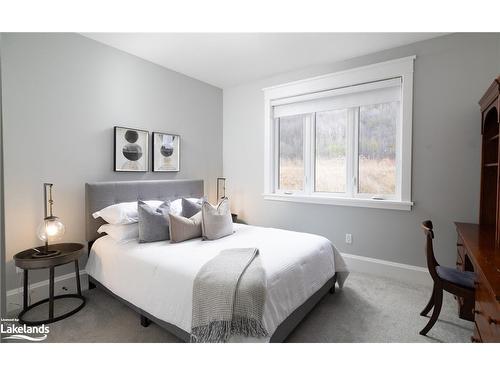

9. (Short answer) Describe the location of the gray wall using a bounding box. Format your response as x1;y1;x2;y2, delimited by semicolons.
1;33;223;293
223;33;500;268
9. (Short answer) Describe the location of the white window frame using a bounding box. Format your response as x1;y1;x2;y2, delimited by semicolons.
263;56;415;211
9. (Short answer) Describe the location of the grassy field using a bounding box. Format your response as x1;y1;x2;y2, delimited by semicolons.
279;157;396;194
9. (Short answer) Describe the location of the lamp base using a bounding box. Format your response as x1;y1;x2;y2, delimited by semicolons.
32;249;61;258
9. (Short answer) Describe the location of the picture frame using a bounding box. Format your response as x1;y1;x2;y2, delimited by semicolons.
152;132;180;172
114;126;149;172
217;177;226;202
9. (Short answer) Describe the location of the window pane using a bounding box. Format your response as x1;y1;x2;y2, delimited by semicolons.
278;115;304;191
358;102;398;195
315;109;347;193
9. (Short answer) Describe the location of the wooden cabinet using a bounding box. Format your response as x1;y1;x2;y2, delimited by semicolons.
479;77;500;246
454;78;500;342
455;223;500;342
474;272;500;342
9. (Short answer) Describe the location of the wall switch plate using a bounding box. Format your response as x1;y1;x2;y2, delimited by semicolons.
345;233;352;244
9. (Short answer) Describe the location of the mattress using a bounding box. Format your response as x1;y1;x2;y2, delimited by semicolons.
85;223;349;341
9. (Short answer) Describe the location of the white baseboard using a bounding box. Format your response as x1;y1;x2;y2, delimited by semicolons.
341;252;432;287
6;271;88;314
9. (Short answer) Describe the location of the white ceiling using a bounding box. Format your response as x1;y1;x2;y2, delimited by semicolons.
82;33;445;88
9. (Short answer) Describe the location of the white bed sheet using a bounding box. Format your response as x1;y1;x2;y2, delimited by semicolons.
85;223;349;341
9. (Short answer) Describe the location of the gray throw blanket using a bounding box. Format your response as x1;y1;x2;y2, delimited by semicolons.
191;248;268;343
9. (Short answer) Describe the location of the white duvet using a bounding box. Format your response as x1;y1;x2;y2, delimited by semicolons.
85;223;349;341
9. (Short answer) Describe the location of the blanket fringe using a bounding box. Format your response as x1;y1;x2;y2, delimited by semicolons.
191;321;232;343
191;317;268;343
231;315;268;339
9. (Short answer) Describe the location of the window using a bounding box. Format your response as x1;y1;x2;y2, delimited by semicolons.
358;102;398;196
278;115;305;191
315;109;348;193
264;56;415;210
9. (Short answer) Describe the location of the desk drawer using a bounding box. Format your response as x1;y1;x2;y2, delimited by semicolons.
474;275;500;343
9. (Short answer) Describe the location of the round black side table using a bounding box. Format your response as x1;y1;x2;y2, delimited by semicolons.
13;243;86;326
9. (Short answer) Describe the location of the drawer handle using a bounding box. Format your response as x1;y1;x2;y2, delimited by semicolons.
488;317;499;325
471;335;481;343
473;309;482;315
456;243;464;247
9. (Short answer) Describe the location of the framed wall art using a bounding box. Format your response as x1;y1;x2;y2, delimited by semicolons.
114;126;149;172
152;132;180;172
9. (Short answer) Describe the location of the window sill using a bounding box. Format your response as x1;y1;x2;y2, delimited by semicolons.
262;193;414;211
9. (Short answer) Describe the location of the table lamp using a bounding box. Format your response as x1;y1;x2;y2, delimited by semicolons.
34;183;65;257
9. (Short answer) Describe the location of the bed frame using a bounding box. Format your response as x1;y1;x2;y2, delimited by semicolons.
85;179;336;343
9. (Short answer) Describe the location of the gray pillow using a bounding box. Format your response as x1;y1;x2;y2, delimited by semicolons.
169;211;202;243
181;198;202;218
201;198;233;240
137;200;171;243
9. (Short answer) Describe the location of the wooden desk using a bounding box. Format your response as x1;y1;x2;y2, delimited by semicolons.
455;222;500;342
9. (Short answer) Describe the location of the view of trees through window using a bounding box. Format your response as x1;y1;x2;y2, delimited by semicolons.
315;109;347;193
358;102;398;195
278;115;304;191
277;101;399;196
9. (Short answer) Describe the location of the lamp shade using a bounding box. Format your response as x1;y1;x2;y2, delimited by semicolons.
36;216;65;242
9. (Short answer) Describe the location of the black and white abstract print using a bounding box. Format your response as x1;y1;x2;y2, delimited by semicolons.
114;126;149;172
153;132;180;172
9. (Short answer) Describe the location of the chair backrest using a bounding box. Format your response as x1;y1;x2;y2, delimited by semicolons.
421;220;440;282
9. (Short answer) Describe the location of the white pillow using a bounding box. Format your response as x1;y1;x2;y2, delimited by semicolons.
92;200;164;224
97;223;139;242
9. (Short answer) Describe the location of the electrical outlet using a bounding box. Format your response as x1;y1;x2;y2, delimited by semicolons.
345;233;352;244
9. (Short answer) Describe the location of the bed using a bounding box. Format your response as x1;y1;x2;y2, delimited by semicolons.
84;180;349;342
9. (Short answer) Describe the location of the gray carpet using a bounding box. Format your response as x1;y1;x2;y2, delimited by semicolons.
5;272;474;343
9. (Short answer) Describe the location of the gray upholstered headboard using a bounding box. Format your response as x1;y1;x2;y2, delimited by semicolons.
85;179;204;242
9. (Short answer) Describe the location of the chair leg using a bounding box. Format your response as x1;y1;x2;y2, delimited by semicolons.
420;287;443;336
420;285;436;317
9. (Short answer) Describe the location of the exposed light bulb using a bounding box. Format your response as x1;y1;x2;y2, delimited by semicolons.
37;217;65;242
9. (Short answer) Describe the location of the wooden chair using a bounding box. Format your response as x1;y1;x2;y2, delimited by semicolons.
419;220;475;336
